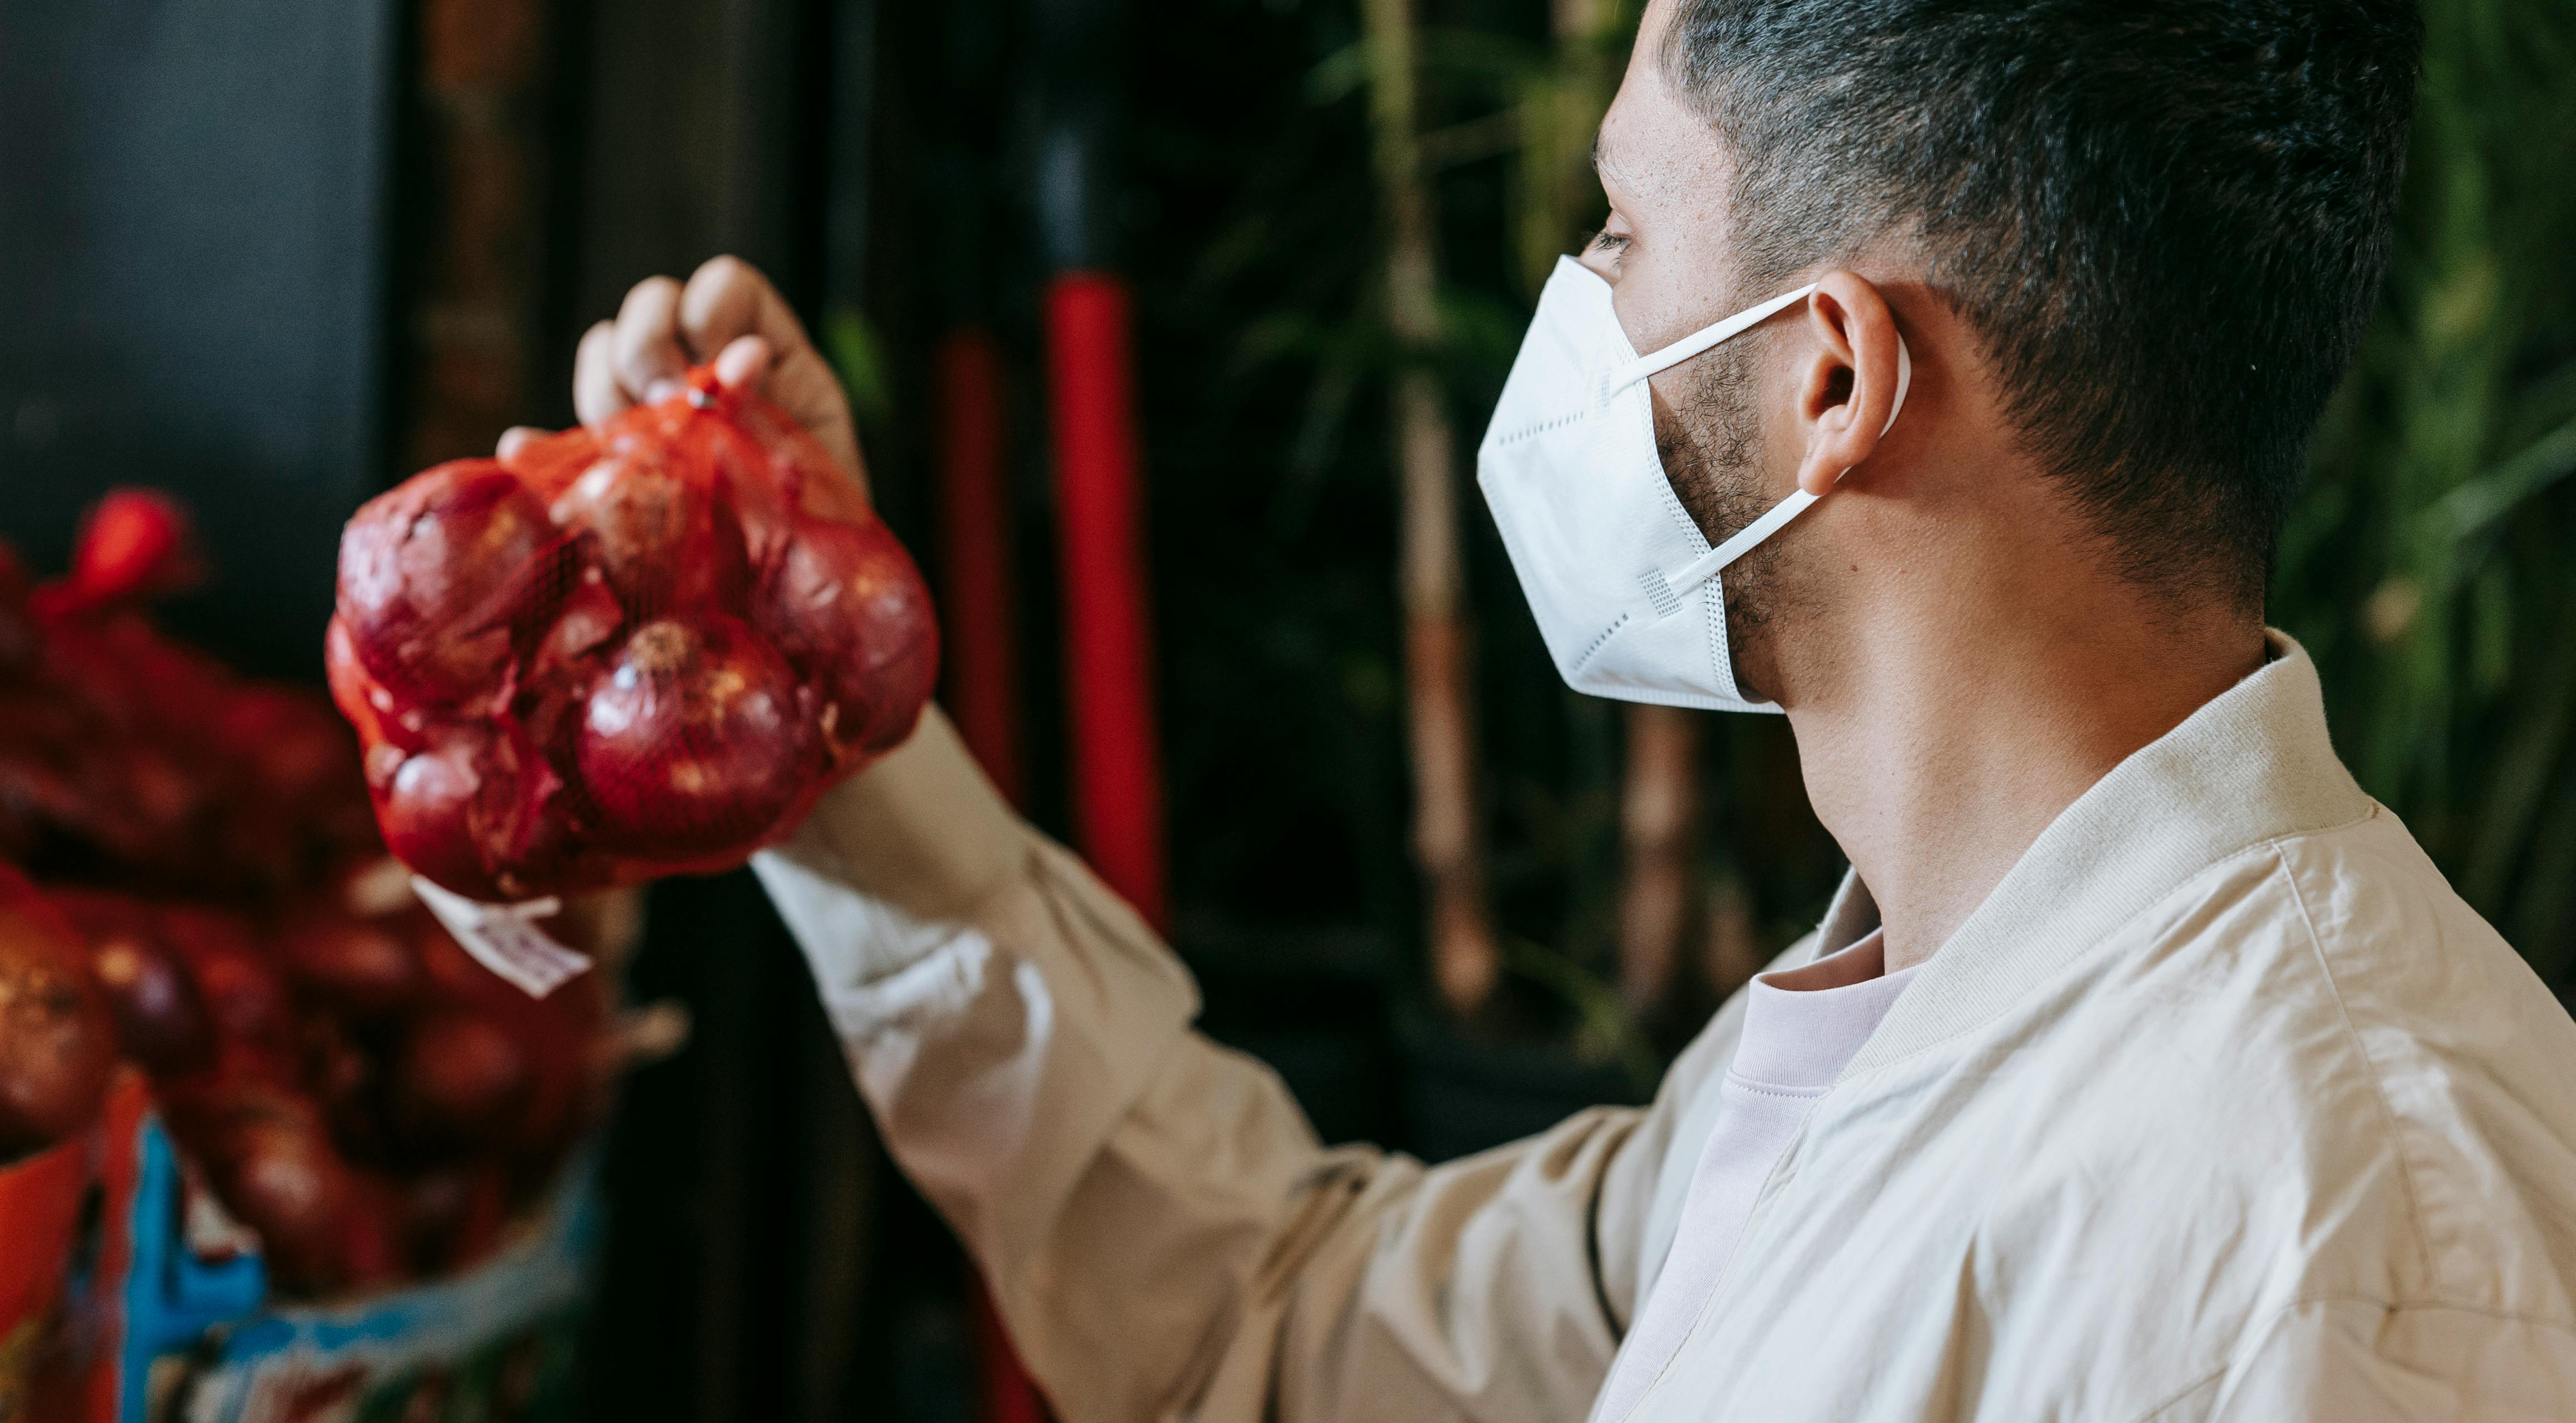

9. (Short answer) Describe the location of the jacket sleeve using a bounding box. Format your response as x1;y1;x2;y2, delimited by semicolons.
753;709;1709;1423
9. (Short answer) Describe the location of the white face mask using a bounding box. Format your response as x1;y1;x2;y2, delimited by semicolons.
1476;256;1909;712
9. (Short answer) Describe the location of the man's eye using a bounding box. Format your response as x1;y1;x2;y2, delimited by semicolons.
1585;228;1633;256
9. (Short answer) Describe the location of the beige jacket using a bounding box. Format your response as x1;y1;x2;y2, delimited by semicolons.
753;635;2576;1421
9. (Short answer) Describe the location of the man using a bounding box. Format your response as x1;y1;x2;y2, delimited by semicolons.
553;0;2576;1416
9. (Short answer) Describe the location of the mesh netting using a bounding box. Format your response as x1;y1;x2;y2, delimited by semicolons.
329;367;938;902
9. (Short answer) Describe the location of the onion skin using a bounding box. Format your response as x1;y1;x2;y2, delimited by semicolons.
326;615;426;764
164;1076;387;1296
758;516;937;755
47;890;217;1079
411;917;498;1005
297;1013;391;1167
391;1009;530;1154
527;566;626;681
161;906;294;1062
0;907;116;1159
214;1118;350;1290
496;423;602;501
278;915;419;1018
91;929;217;1078
207;686;374;892
547;453;749;616
217;688;365;809
336;462;553;703
400;1165;510;1275
378;737;505;902
576;616;821;857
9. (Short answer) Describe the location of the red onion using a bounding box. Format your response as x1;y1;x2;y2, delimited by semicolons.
392;1008;530;1152
337;462;553;703
576;616;821;857
216;688;361;807
167;1077;381;1295
89;928;216;1078
399;1164;508;1275
298;1013;387;1163
377;737;505;902
278;916;419;1017
0;906;116;1159
325;616;425;766
527;565;626;678
410;916;498;1005
161;907;294;1057
548;453;749;615
758;515;938;753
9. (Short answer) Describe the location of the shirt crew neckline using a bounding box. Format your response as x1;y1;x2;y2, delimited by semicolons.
1730;930;1922;1090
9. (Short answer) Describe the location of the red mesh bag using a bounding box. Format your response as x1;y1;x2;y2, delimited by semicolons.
328;367;938;901
0;495;377;895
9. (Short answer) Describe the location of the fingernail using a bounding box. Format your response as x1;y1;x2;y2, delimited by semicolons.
644;378;682;403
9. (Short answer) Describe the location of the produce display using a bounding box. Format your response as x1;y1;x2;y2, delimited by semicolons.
329;366;938;902
0;494;627;1302
0;498;375;898
0;868;113;1162
56;878;613;1296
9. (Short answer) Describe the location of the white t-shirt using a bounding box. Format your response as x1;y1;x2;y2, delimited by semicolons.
1592;930;1921;1422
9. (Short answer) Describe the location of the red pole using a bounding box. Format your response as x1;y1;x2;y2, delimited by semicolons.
973;1279;1048;1423
933;329;1025;806
935;328;1055;1420
1042;272;1168;929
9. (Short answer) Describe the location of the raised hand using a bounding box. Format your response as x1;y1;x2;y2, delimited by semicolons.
503;256;866;498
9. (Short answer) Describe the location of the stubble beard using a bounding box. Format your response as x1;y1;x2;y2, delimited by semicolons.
1651;338;1790;699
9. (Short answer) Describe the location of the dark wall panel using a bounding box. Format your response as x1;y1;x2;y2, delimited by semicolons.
0;0;404;678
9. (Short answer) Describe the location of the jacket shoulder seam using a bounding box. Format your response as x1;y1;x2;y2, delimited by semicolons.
2270;844;2440;1286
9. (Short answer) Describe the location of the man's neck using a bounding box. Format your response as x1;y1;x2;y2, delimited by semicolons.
1783;592;2265;974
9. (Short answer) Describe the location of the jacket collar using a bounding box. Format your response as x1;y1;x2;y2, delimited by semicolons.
1828;630;2374;1079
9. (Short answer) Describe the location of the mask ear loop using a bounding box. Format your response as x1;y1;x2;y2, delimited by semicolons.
1656;329;1910;600
1602;284;1815;399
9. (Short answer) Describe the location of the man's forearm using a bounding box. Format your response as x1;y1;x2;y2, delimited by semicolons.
753;710;1202;1276
755;710;1666;1421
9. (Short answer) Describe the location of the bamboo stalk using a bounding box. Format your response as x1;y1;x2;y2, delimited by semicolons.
1364;0;1500;1017
1618;703;1700;1015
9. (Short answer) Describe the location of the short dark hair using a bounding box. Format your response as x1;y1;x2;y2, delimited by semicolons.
1663;0;2421;611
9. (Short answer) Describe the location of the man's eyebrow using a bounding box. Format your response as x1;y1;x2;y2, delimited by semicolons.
1591;131;1631;193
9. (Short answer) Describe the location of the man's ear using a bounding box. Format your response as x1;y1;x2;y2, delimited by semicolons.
1791;273;1904;497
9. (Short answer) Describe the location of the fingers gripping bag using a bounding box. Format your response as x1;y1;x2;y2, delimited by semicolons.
327;367;937;920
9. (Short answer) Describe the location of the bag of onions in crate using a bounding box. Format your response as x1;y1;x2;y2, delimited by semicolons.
328;366;937;913
0;865;114;1168
0;863;114;1420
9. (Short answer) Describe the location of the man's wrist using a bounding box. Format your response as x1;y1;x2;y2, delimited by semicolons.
779;705;1031;925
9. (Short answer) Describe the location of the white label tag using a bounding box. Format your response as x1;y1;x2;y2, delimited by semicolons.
410;876;593;998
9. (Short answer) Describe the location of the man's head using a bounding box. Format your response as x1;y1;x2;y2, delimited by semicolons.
1586;0;2420;698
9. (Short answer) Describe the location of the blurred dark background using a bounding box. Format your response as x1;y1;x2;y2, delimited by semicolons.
4;0;2572;1418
